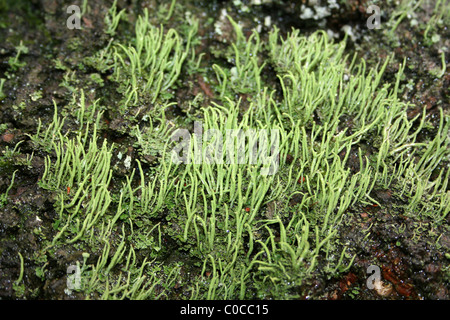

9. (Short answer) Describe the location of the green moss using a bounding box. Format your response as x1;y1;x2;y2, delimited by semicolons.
7;41;28;71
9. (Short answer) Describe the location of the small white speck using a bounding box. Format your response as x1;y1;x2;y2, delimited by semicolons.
327;29;339;39
300;6;314;20
342;25;357;42
256;24;262;33
314;6;331;20
230;67;238;82
328;0;339;9
124;155;132;169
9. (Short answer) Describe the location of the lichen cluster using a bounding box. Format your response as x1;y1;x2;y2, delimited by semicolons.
0;0;448;300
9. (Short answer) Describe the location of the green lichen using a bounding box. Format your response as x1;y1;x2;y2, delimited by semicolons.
4;0;448;300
